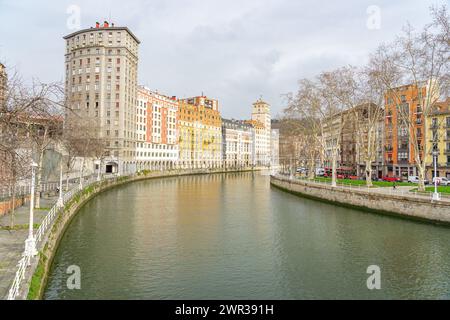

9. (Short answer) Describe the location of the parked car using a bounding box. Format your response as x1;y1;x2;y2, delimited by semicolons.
348;175;359;180
337;174;346;179
382;176;401;182
432;177;449;186
315;168;325;176
407;176;430;184
296;167;307;173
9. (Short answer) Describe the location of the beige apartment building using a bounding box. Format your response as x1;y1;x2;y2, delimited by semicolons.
178;96;222;169
63;21;140;174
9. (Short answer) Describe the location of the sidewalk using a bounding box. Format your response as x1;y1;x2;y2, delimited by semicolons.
0;194;58;299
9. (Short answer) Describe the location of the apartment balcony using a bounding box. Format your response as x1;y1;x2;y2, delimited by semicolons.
445;149;450;155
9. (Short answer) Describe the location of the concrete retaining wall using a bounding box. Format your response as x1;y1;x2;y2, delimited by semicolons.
270;175;450;225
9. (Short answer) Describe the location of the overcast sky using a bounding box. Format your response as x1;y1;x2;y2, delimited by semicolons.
0;0;446;119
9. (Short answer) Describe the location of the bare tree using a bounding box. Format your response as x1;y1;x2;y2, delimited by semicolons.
318;66;361;187
23;82;64;208
61;116;105;188
351;69;386;187
284;80;326;180
0;70;35;226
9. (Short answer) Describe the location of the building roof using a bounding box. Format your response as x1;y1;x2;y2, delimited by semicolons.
253;98;270;106
63;25;140;44
222;118;253;129
430;98;450;115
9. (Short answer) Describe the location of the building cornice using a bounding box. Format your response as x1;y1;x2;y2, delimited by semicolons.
63;26;140;44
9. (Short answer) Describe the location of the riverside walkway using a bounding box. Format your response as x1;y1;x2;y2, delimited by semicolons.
0;195;58;298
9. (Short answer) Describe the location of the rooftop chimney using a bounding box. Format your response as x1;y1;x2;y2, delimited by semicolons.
104;21;109;28
95;22;100;28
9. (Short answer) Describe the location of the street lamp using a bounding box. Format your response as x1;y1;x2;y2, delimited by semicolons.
95;159;101;181
79;158;84;190
25;162;38;260
56;161;64;208
432;150;440;201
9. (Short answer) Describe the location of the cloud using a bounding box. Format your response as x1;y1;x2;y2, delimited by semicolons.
0;0;446;119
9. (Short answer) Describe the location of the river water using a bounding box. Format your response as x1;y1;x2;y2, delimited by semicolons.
44;172;450;299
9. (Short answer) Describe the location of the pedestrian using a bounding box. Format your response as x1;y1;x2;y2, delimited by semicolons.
392;181;396;190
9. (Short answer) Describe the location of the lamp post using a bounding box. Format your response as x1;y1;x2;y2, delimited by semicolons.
79;158;84;190
95;159;101;181
25;162;38;260
289;158;293;179
57;161;64;208
432;150;440;201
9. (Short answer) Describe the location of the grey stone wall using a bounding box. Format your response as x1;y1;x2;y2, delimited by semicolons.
270;175;450;225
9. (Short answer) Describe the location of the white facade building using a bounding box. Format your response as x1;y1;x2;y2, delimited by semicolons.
250;98;272;166
222;119;254;168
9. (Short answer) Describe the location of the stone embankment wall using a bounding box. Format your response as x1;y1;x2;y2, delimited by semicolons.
270;175;450;225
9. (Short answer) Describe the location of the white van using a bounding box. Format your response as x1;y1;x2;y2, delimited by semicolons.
315;168;325;176
432;177;449;186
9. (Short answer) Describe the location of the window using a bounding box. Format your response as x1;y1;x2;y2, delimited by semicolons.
432;118;438;127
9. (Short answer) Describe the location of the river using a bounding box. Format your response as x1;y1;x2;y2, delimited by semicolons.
44;172;450;299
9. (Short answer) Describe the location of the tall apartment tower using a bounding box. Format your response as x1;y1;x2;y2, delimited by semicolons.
63;21;140;174
251;98;271;166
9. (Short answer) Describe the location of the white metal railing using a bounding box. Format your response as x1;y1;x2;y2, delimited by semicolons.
274;174;450;203
6;175;102;300
0;175;97;201
6;255;30;300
